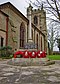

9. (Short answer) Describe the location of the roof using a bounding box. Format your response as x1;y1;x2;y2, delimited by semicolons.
32;23;45;37
0;2;29;23
0;10;8;17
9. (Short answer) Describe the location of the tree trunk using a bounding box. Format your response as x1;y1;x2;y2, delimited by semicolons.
59;47;60;52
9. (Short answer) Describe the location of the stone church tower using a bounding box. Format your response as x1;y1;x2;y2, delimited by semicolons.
27;4;48;52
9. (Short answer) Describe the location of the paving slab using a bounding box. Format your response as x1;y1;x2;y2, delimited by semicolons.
0;59;60;84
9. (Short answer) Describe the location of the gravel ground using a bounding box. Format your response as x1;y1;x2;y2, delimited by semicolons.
0;59;60;84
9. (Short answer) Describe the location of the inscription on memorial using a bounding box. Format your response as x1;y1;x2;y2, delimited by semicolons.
24;43;37;49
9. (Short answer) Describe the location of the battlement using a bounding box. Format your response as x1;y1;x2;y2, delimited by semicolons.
32;8;46;15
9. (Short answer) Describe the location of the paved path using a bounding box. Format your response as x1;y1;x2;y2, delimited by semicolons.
0;59;60;84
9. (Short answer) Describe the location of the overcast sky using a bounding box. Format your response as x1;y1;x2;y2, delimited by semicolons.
0;0;30;16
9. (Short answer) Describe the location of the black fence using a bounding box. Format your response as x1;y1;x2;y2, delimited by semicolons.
53;51;60;55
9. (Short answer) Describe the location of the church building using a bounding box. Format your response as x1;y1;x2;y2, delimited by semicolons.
0;2;48;52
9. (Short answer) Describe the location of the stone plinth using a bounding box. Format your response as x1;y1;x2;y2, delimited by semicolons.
7;58;55;66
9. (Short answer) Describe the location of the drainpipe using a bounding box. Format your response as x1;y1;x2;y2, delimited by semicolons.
6;17;9;46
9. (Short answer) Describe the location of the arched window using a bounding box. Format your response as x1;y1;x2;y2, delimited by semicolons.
32;29;33;40
36;34;38;49
34;16;38;25
41;37;42;51
20;22;25;48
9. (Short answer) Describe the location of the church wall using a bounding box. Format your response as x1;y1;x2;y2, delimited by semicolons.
0;13;6;31
1;7;28;50
32;24;45;51
0;12;7;47
0;31;6;47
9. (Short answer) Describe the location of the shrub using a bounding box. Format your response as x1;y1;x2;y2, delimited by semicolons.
0;46;13;58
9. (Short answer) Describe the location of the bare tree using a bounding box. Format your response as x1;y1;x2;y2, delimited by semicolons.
57;38;60;51
48;21;60;54
29;0;60;23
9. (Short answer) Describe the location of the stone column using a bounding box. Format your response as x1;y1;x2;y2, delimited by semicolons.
28;10;32;42
27;4;33;43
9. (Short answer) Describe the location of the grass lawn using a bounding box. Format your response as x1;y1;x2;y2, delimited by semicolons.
47;55;60;60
